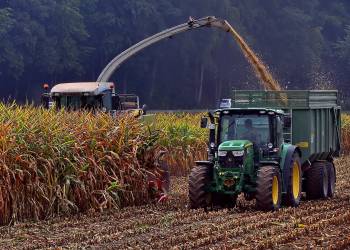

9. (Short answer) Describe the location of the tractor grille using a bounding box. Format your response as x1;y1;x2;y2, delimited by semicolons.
219;152;244;168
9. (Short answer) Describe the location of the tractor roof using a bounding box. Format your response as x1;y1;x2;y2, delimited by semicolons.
51;82;114;96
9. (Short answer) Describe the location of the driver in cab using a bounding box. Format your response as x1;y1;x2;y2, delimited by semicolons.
242;119;260;145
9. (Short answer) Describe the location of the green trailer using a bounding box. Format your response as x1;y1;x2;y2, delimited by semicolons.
189;90;341;211
232;90;341;163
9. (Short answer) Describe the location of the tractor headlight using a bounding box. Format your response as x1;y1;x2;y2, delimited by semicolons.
232;150;245;157
218;150;227;157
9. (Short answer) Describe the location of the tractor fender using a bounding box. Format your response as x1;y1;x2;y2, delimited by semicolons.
195;161;214;168
280;144;301;193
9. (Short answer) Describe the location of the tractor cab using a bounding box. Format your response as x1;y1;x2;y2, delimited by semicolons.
41;82;146;115
202;108;287;163
216;109;285;162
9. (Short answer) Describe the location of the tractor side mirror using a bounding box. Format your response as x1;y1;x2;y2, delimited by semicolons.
111;95;120;110
200;117;208;128
283;116;292;128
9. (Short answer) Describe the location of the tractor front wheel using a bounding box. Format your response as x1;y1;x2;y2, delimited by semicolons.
189;165;212;210
256;166;282;211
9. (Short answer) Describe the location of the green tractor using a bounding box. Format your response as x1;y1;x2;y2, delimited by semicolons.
189;90;341;211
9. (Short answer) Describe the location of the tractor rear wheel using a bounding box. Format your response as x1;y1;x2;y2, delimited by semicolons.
256;166;282;211
189;165;212;210
284;153;302;207
326;161;336;198
305;162;329;200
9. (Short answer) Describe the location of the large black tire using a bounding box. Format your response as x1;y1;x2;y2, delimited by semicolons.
305;162;329;200
256;166;282;211
189;165;212;209
326;161;336;198
284;153;302;207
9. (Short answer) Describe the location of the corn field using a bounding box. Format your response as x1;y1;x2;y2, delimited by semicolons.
0;104;160;225
149;113;208;176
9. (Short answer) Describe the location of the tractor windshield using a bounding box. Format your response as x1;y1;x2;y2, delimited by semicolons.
220;114;270;146
54;95;103;111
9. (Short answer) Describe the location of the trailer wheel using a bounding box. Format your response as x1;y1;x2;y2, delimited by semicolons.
189;165;212;210
256;166;282;211
305;162;329;200
326;162;336;198
284;153;302;207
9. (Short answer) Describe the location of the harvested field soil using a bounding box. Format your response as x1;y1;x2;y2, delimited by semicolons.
1;157;350;249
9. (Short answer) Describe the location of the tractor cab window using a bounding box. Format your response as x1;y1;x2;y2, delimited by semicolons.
55;95;103;111
220;114;270;146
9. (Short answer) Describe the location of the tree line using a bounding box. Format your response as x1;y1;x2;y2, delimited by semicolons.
0;0;350;108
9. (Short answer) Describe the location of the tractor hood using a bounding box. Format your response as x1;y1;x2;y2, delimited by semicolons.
218;140;253;151
51;82;114;96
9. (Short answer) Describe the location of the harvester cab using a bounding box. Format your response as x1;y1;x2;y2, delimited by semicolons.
190;90;340;211
41;82;145;116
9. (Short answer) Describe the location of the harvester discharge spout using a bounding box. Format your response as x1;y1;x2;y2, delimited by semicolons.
97;16;230;83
